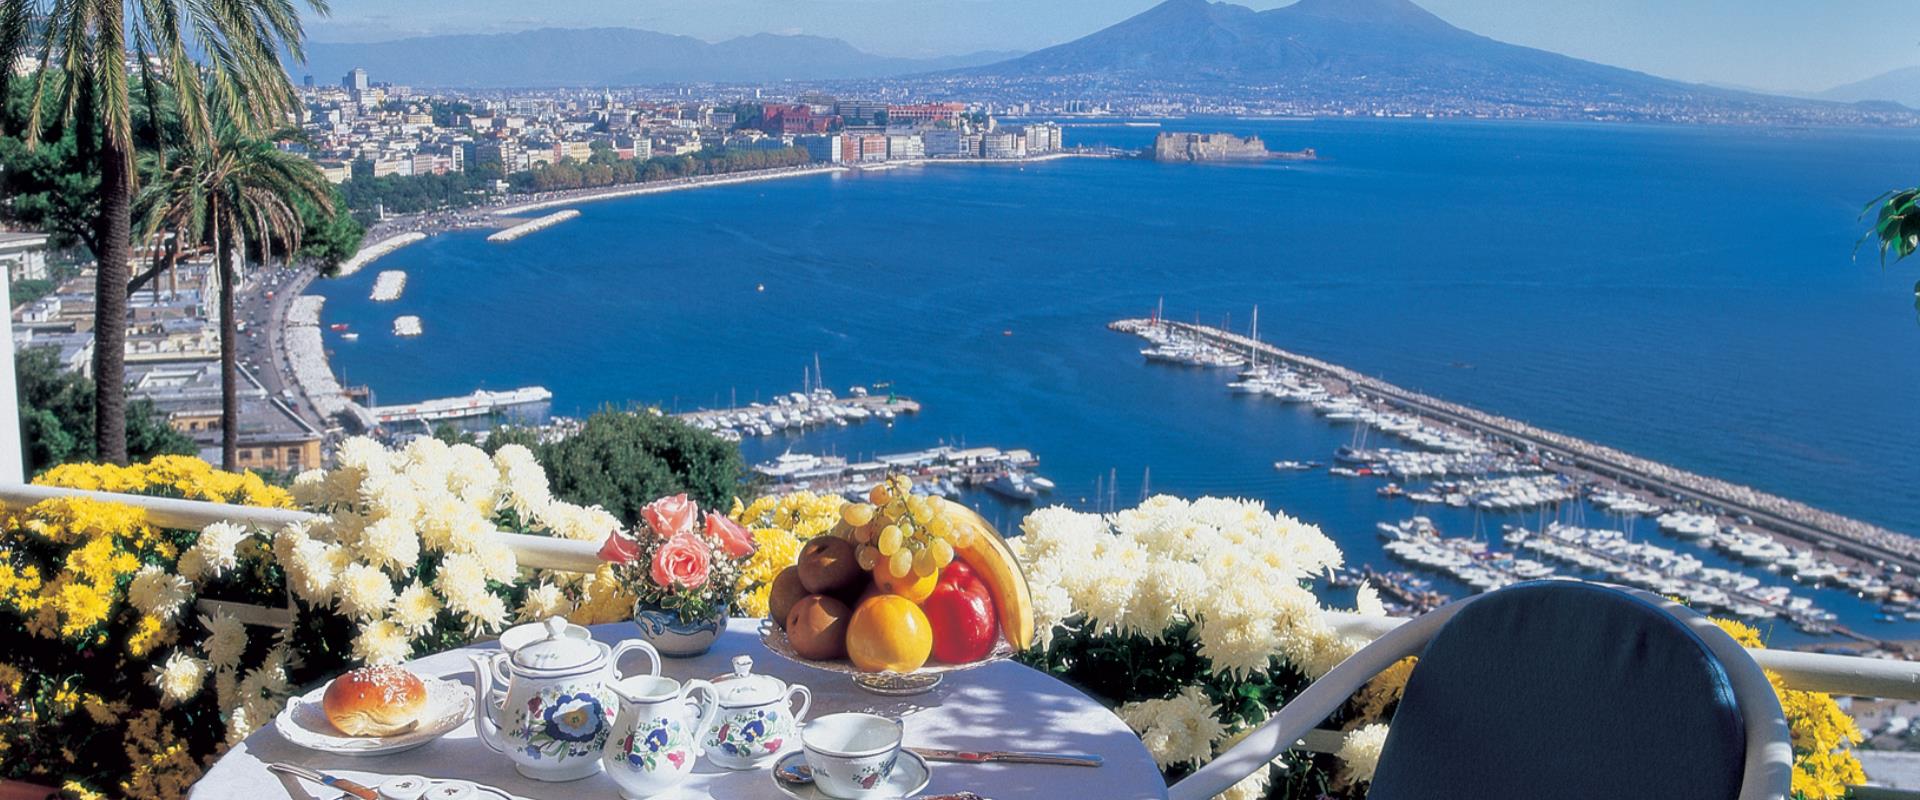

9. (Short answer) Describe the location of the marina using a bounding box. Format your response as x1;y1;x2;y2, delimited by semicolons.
1113;314;1920;641
674;384;921;442
487;209;581;242
749;444;1049;503
370;270;407;302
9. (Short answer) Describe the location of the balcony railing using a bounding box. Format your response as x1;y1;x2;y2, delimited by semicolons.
6;482;1920;796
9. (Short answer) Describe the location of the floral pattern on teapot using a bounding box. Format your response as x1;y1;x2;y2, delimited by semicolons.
706;706;787;760
510;685;616;760
614;715;695;773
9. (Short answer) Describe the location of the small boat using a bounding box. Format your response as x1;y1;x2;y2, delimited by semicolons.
1273;460;1314;471
329;323;349;331
341;332;360;342
985;473;1040;502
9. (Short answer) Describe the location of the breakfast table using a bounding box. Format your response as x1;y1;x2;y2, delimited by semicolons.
193;620;1169;800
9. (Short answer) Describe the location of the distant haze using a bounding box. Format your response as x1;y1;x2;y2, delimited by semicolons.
300;0;1919;93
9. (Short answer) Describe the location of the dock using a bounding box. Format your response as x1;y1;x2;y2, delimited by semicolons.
750;445;1046;501
488;209;580;242
1114;317;1920;581
371;386;554;426
674;388;920;442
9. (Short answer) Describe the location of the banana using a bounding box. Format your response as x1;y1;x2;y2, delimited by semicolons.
940;499;1035;652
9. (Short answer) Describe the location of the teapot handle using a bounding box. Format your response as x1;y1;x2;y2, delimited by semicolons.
786;684;812;724
681;679;721;757
611;640;661;678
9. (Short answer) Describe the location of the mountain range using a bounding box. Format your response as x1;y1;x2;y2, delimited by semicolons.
952;0;1818;113
299;29;1018;88
1816;66;1920;108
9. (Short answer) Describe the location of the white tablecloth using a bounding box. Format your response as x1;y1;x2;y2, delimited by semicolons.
192;620;1168;800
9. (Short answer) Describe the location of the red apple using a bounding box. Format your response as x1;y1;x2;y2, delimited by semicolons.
936;560;992;603
923;582;997;663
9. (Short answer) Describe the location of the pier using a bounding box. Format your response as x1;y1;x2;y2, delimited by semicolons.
337;232;426;276
487;209;580;242
1113;317;1920;583
371;386;554;426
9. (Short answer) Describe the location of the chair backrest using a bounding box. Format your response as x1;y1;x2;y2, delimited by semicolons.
1367;580;1748;800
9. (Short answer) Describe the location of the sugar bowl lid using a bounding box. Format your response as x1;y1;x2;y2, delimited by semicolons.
510;617;602;673
711;655;786;707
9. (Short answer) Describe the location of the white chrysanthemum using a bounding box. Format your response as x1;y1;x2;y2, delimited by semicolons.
1277;618;1365;680
436;552;490;614
358;516;421;573
336;436;393;475
182;522;250;583
200;611;249;671
538;502;622;542
1117;686;1226;770
1124;560;1205;639
283;536;342;604
477;541;519;583
212;666;240;712
336;562;397;620
1354;582;1387;618
151;651;208;703
1338;723;1390;785
128;565;194;622
462;592;509;636
290;468;330;507
445;514;494;554
516;582;570;621
390;581;442;635
1218;765;1275;800
351;619;412;665
415;492;470;551
225;700;259;745
1195;608;1282;678
447;445;501;506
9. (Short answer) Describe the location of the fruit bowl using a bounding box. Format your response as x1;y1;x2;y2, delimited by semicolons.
758;618;1017;695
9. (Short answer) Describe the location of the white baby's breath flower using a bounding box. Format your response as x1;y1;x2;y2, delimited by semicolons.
200;611;248;671
351;619;412;665
128;565;194;622
1337;723;1390;785
151;650;208;703
336;562;397;620
390;581;442;635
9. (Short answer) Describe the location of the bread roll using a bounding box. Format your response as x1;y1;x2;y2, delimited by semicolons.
323;665;427;737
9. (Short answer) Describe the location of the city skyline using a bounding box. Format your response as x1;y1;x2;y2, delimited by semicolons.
299;0;1920;94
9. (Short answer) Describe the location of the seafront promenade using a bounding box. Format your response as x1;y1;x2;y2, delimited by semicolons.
1123;319;1920;576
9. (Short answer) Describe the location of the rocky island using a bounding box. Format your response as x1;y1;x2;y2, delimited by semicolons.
1153;131;1316;162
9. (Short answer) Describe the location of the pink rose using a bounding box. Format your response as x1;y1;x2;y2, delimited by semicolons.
706;513;756;560
651;534;712;590
642;494;698;537
598;531;641;565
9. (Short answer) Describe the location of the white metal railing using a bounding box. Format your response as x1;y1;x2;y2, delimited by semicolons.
7;483;1920;704
12;482;1920;796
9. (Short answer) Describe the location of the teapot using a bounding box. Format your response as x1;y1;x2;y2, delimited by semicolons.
697;655;811;770
601;675;720;799
470;618;661;781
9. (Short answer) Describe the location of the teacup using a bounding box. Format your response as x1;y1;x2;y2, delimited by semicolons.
801;713;905;800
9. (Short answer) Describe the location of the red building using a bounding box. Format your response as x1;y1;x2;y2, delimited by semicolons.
759;104;833;135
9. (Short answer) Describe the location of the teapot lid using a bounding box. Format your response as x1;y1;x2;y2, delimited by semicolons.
711;655;785;706
510;617;601;673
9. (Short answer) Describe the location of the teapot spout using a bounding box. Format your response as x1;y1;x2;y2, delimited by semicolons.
469;653;509;754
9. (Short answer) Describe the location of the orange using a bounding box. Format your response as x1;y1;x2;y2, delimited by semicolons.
873;563;938;603
846;594;934;673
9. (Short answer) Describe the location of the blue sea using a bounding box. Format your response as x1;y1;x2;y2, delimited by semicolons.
314;118;1920;643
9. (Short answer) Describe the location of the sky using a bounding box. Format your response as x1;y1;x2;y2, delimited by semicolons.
298;0;1918;94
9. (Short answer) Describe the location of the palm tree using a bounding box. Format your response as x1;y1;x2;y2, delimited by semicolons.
135;128;332;469
1863;190;1920;315
0;0;325;464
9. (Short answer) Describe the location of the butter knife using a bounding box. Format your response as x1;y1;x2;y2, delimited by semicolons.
909;748;1103;767
265;763;379;800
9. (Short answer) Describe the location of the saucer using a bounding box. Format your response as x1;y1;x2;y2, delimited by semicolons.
275;676;472;756
771;750;932;800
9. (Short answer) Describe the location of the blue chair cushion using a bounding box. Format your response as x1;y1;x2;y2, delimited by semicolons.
1366;581;1747;800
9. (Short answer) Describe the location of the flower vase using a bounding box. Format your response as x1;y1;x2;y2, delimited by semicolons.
632;602;725;658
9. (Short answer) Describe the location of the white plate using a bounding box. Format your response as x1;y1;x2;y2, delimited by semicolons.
275;676;473;756
771;750;932;800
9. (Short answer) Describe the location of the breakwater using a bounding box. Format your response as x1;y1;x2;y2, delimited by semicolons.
336;232;427;276
487;210;579;243
285;297;374;428
370;270;406;301
1116;318;1920;576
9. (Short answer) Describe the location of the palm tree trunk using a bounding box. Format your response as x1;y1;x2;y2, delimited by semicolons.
217;214;239;471
93;137;133;466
